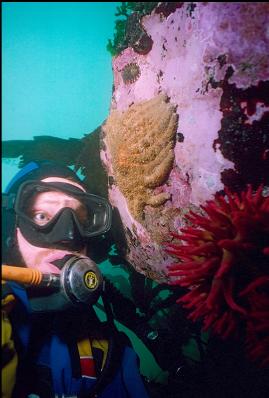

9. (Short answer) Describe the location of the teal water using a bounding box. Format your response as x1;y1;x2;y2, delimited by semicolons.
2;2;120;189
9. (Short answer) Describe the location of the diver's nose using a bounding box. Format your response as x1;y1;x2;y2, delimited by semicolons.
51;208;83;246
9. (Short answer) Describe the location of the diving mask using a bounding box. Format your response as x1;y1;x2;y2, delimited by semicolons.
5;180;112;249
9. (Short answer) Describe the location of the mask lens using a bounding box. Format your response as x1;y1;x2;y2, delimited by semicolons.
15;181;112;238
16;185;88;228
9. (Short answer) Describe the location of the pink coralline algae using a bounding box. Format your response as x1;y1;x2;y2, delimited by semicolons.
166;185;269;366
103;2;269;281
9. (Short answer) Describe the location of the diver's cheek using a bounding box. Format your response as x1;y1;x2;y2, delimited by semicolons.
16;228;86;274
16;228;41;269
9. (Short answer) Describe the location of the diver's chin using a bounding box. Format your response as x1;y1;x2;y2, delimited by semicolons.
36;249;86;274
34;262;61;275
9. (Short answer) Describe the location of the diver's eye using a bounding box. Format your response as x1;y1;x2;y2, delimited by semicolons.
32;212;51;226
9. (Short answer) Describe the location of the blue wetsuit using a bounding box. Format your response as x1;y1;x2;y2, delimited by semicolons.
4;282;149;398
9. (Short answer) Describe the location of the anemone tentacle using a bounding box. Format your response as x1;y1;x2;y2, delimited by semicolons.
166;185;269;366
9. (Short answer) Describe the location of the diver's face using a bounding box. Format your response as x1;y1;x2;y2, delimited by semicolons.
16;177;87;274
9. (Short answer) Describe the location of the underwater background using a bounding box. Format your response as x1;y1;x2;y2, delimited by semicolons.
2;2;269;396
2;2;120;189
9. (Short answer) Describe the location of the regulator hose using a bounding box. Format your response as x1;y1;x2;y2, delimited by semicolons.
2;256;103;307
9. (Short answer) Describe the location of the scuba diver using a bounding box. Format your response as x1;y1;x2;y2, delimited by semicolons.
1;160;150;398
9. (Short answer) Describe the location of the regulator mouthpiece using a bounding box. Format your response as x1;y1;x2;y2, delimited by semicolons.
60;255;103;306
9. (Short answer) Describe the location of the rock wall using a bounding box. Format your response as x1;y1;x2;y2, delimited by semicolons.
101;2;269;282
